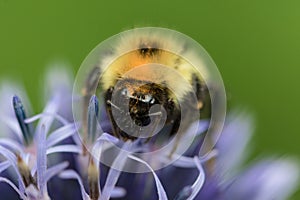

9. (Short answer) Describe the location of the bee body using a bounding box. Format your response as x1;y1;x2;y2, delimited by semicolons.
96;29;209;141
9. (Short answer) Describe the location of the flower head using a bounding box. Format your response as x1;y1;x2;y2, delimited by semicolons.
0;67;81;199
0;66;299;200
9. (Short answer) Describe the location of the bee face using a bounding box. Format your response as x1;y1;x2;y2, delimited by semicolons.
106;78;180;140
118;80;157;127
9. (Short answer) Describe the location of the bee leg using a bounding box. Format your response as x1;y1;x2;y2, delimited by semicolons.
105;104;121;139
104;87;137;141
104;87;121;139
106;104;136;141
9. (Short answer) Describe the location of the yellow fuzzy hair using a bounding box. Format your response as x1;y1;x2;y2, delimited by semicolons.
98;28;207;99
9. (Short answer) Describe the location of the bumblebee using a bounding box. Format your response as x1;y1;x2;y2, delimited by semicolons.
84;28;211;145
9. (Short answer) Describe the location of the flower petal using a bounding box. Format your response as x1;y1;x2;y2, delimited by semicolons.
0;145;25;193
35;95;60;137
46;145;82;155
186;157;205;200
111;187;126;198
13;95;34;145
91;133;119;170
0;160;10;173
46;123;77;148
0;177;27;199
100;142;130;200
217;111;253;179
128;154;168;200
25;113;69;126
225;158;300;200
45;162;69;183
59;170;90;200
0;138;23;153
185;120;209;138
37;125;47;195
255;159;299;200
159;150;217;169
87;95;99;142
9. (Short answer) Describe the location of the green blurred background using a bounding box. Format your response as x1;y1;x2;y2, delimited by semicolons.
0;0;299;198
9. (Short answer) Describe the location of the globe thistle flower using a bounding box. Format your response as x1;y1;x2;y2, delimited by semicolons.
0;67;81;199
0;66;299;200
62;95;299;200
59;96;211;200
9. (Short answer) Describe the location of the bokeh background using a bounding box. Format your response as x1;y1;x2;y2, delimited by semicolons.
0;1;299;199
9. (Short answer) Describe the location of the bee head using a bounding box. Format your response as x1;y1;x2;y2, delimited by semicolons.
115;79;160;127
106;77;180;140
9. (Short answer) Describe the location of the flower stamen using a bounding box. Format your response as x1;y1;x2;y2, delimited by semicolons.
88;95;99;143
17;154;36;188
88;158;100;200
12;95;33;146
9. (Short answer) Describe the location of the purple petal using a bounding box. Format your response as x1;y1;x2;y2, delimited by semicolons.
25;112;69;126
0;161;10;173
92;133;119;169
216;112;253;179
59;170;90;200
0;145;25;193
37;125;47;195
225;158;299;200
45;162;69;183
160;150;217;169
128;155;168;200
187;157;205;200
25;184;41;200
185;120;210;138
95;132;119;144
0;138;23;153
46;123;77;148
71;129;83;146
46;145;82;155
100;142;130;200
111;187;126;198
89;133;120;197
35;95;60;137
0;177;27;199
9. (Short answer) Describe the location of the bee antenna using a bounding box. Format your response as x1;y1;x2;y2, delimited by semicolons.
147;111;162;117
106;100;123;112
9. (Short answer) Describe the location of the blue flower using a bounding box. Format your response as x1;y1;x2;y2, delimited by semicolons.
0;67;299;200
0;67;81;199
